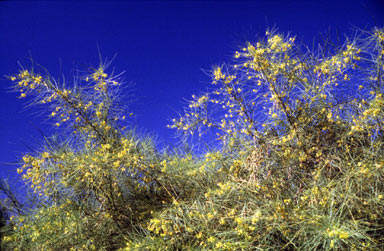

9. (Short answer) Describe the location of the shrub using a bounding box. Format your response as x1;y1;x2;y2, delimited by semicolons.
161;27;384;250
4;62;177;250
3;27;384;250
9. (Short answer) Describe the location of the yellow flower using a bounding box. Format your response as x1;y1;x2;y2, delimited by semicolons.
41;152;50;159
207;236;216;243
33;76;42;84
113;161;120;168
330;239;335;248
338;231;349;239
215;242;224;248
213;67;225;80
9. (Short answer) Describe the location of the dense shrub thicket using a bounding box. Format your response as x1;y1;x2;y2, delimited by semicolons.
2;27;384;250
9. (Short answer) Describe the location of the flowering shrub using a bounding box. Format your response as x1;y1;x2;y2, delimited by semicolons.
3;63;178;250
2;27;384;250
160;27;384;250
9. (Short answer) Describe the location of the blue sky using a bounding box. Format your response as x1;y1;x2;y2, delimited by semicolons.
0;0;383;182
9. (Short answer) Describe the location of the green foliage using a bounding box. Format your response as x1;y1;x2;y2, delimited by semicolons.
2;27;384;250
